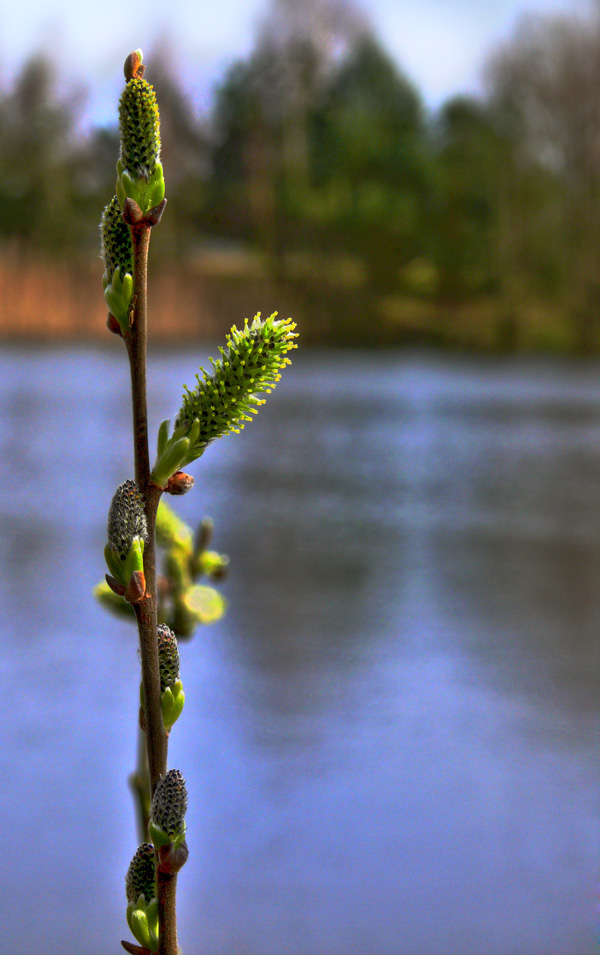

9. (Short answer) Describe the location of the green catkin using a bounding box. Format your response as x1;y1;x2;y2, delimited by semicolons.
176;313;298;460
157;624;180;692
150;769;187;837
108;480;148;559
100;196;133;281
119;77;161;177
126;843;157;904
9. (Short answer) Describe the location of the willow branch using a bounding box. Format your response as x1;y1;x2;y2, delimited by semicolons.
157;873;178;955
125;219;167;794
123;203;179;955
126;225;151;491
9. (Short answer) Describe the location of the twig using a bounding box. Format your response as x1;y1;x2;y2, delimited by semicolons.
123;201;178;955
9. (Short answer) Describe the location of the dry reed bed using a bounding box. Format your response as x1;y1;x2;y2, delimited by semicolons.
0;250;294;342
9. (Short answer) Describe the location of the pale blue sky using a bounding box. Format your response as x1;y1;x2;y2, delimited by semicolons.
1;0;593;123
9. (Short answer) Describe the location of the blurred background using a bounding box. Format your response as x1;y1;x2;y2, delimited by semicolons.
1;0;599;953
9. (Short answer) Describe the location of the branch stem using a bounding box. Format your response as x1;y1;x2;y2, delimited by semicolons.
125;219;179;955
126;226;151;490
157;873;178;955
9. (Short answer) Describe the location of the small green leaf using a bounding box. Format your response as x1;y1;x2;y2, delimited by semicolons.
148;819;171;848
161;686;174;726
156;418;170;458
124;536;145;582
151;435;190;487
161;682;185;731
104;542;124;583
129;908;151;949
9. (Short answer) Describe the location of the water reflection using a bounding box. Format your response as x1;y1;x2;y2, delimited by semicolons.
0;347;597;955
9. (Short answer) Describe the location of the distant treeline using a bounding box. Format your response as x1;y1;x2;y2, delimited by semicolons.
2;1;600;349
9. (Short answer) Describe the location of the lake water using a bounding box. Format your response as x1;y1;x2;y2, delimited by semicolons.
0;345;598;955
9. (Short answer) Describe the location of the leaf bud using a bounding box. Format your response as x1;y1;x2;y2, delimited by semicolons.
124;49;144;82
165;471;195;495
107;313;122;336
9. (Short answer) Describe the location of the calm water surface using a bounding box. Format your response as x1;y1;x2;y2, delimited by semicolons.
0;346;598;955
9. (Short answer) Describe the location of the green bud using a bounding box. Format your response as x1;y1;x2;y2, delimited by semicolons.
126;843;156;904
156;418;170;458
105;541;125;582
149;769;187;848
152;313;297;482
125;843;159;952
100;196;134;333
108;480;148;560
117;75;165;213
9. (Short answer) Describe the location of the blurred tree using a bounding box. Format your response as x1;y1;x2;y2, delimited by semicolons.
208;1;431;297
484;11;600;349
309;33;431;290
208;55;278;247
432;94;563;348
0;54;85;250
257;0;368;193
207;0;369;265
432;97;498;302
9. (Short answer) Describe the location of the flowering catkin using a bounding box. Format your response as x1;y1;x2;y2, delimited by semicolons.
119;77;161;177
176;313;298;459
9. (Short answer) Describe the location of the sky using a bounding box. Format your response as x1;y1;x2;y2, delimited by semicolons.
0;0;594;124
